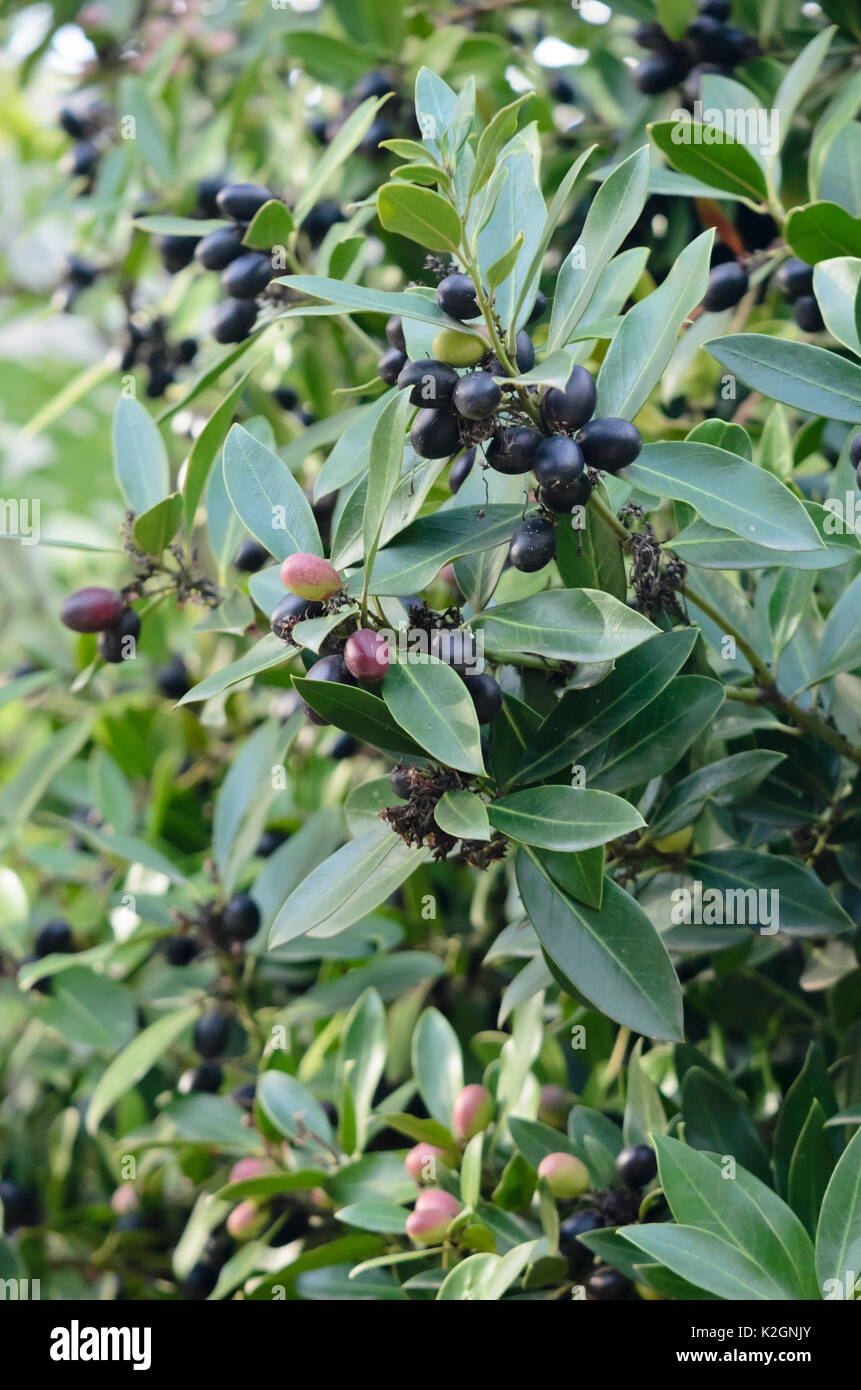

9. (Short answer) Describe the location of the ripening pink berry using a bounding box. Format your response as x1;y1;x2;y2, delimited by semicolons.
61;586;125;633
344;628;390;681
414;1189;460;1218
405;1143;450;1183
406;1205;453;1245
537;1152;589;1199
229;1157;268;1184
452;1084;493;1141
279;552;342;601
110;1183;140;1215
227;1199;264;1239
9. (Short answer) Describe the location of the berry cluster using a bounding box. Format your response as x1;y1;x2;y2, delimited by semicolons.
633;0;750;99
308;69;410;158
58;100;113;191
559;1143;659;1300
114;314;198;398
381;277;641;576
59;586;140;664
776;256;824;333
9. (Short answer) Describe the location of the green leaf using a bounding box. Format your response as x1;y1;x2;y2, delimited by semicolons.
292;678;425;757
624;443;822;552
584;675;725;794
223;425;322;561
684;850;853;937
470;95;531;194
619;1224;794;1301
45;817;188;885
383;656;485;774
508;1117;580;1170
134;215;227;236
489;787;643;850
297;94;392;226
86;1005;199;1134
539;846;605;910
649;751;786;838
335;1202;409;1235
787;1101;835;1239
133;491;182;555
277;277;456;331
624;1040;666;1148
654;1136;818;1299
178;633;290;706
815;1126;861;1296
774;1045;839;1197
549;147;650;350
363;389;413;579
241;200;293;250
670;501;860;571
412;1008;464;1128
476;140;544;329
512;628;698;788
113;397;170;516
656;0;696;41
268;825;429;947
339;989;386;1153
786;200;861;263
812;257;861;354
814;571;861;682
213;719;292;893
513;144;597;327
596;230;712;419
281;953;443;1024
377;183;462;254
0;719;92;833
486;232;523;290
352;504;524;595
649;122;769;203
182;370;252;534
771;27;836;168
434;790;491;841
707;334;861;423
681;1068;770;1181
163;1094;265;1154
258;1069;333;1147
469;588;656;664
515;849;683;1041
43;969;136;1051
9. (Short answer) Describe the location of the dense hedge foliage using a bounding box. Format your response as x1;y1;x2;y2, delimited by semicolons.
2;0;861;1303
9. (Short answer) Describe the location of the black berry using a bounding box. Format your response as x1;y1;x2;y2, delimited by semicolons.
541;366;597;433
166;935;198;966
538;476;593;513
559;1209;602;1258
223;893;260;942
257;829;287;857
452;372;501;421
194;1010;230;1059
0;1181;36;1233
274;385;298;411
397;358;458;407
386;315;406;352
576;417;642;472
216;182;274;221
155;655;190;699
378;346;408;385
615;1143;658;1189
222;251;274;299
299;654;356;725
196;176;227;217
849;432;861;468
794;295;824;332
158;234;200;274
98;608;141;665
703;262;749;312
410;407;461;459
436;274;479;320
514;330;535;373
509;516;557;572
463;672;503;723
634;54;685;95
234;538;270;572
70;140;99;178
527;290;547;325
270;592;326;639
35;919;74;957
195;225;245;271
486;426;542;475
212;297;258;343
699;0;730;18
449;447;476;493
533;435;585;491
586;1265;632;1300
776;257;813;301
390;766;413;799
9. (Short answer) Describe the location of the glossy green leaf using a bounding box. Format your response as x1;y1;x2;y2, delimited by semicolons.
489;787;643;850
86;1005;199;1134
434;790;491;841
413;1008;464;1129
223;425;322;561
113;397;171;516
383;656;485;774
469;588;656;664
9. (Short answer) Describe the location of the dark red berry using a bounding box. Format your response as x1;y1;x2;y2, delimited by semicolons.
576;417;642;472
486;426;542;475
61;587;125;634
541;366;597;433
509;516;557;572
436;274;479;321
452;372;501;421
702;262;749;312
410;407;461;459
